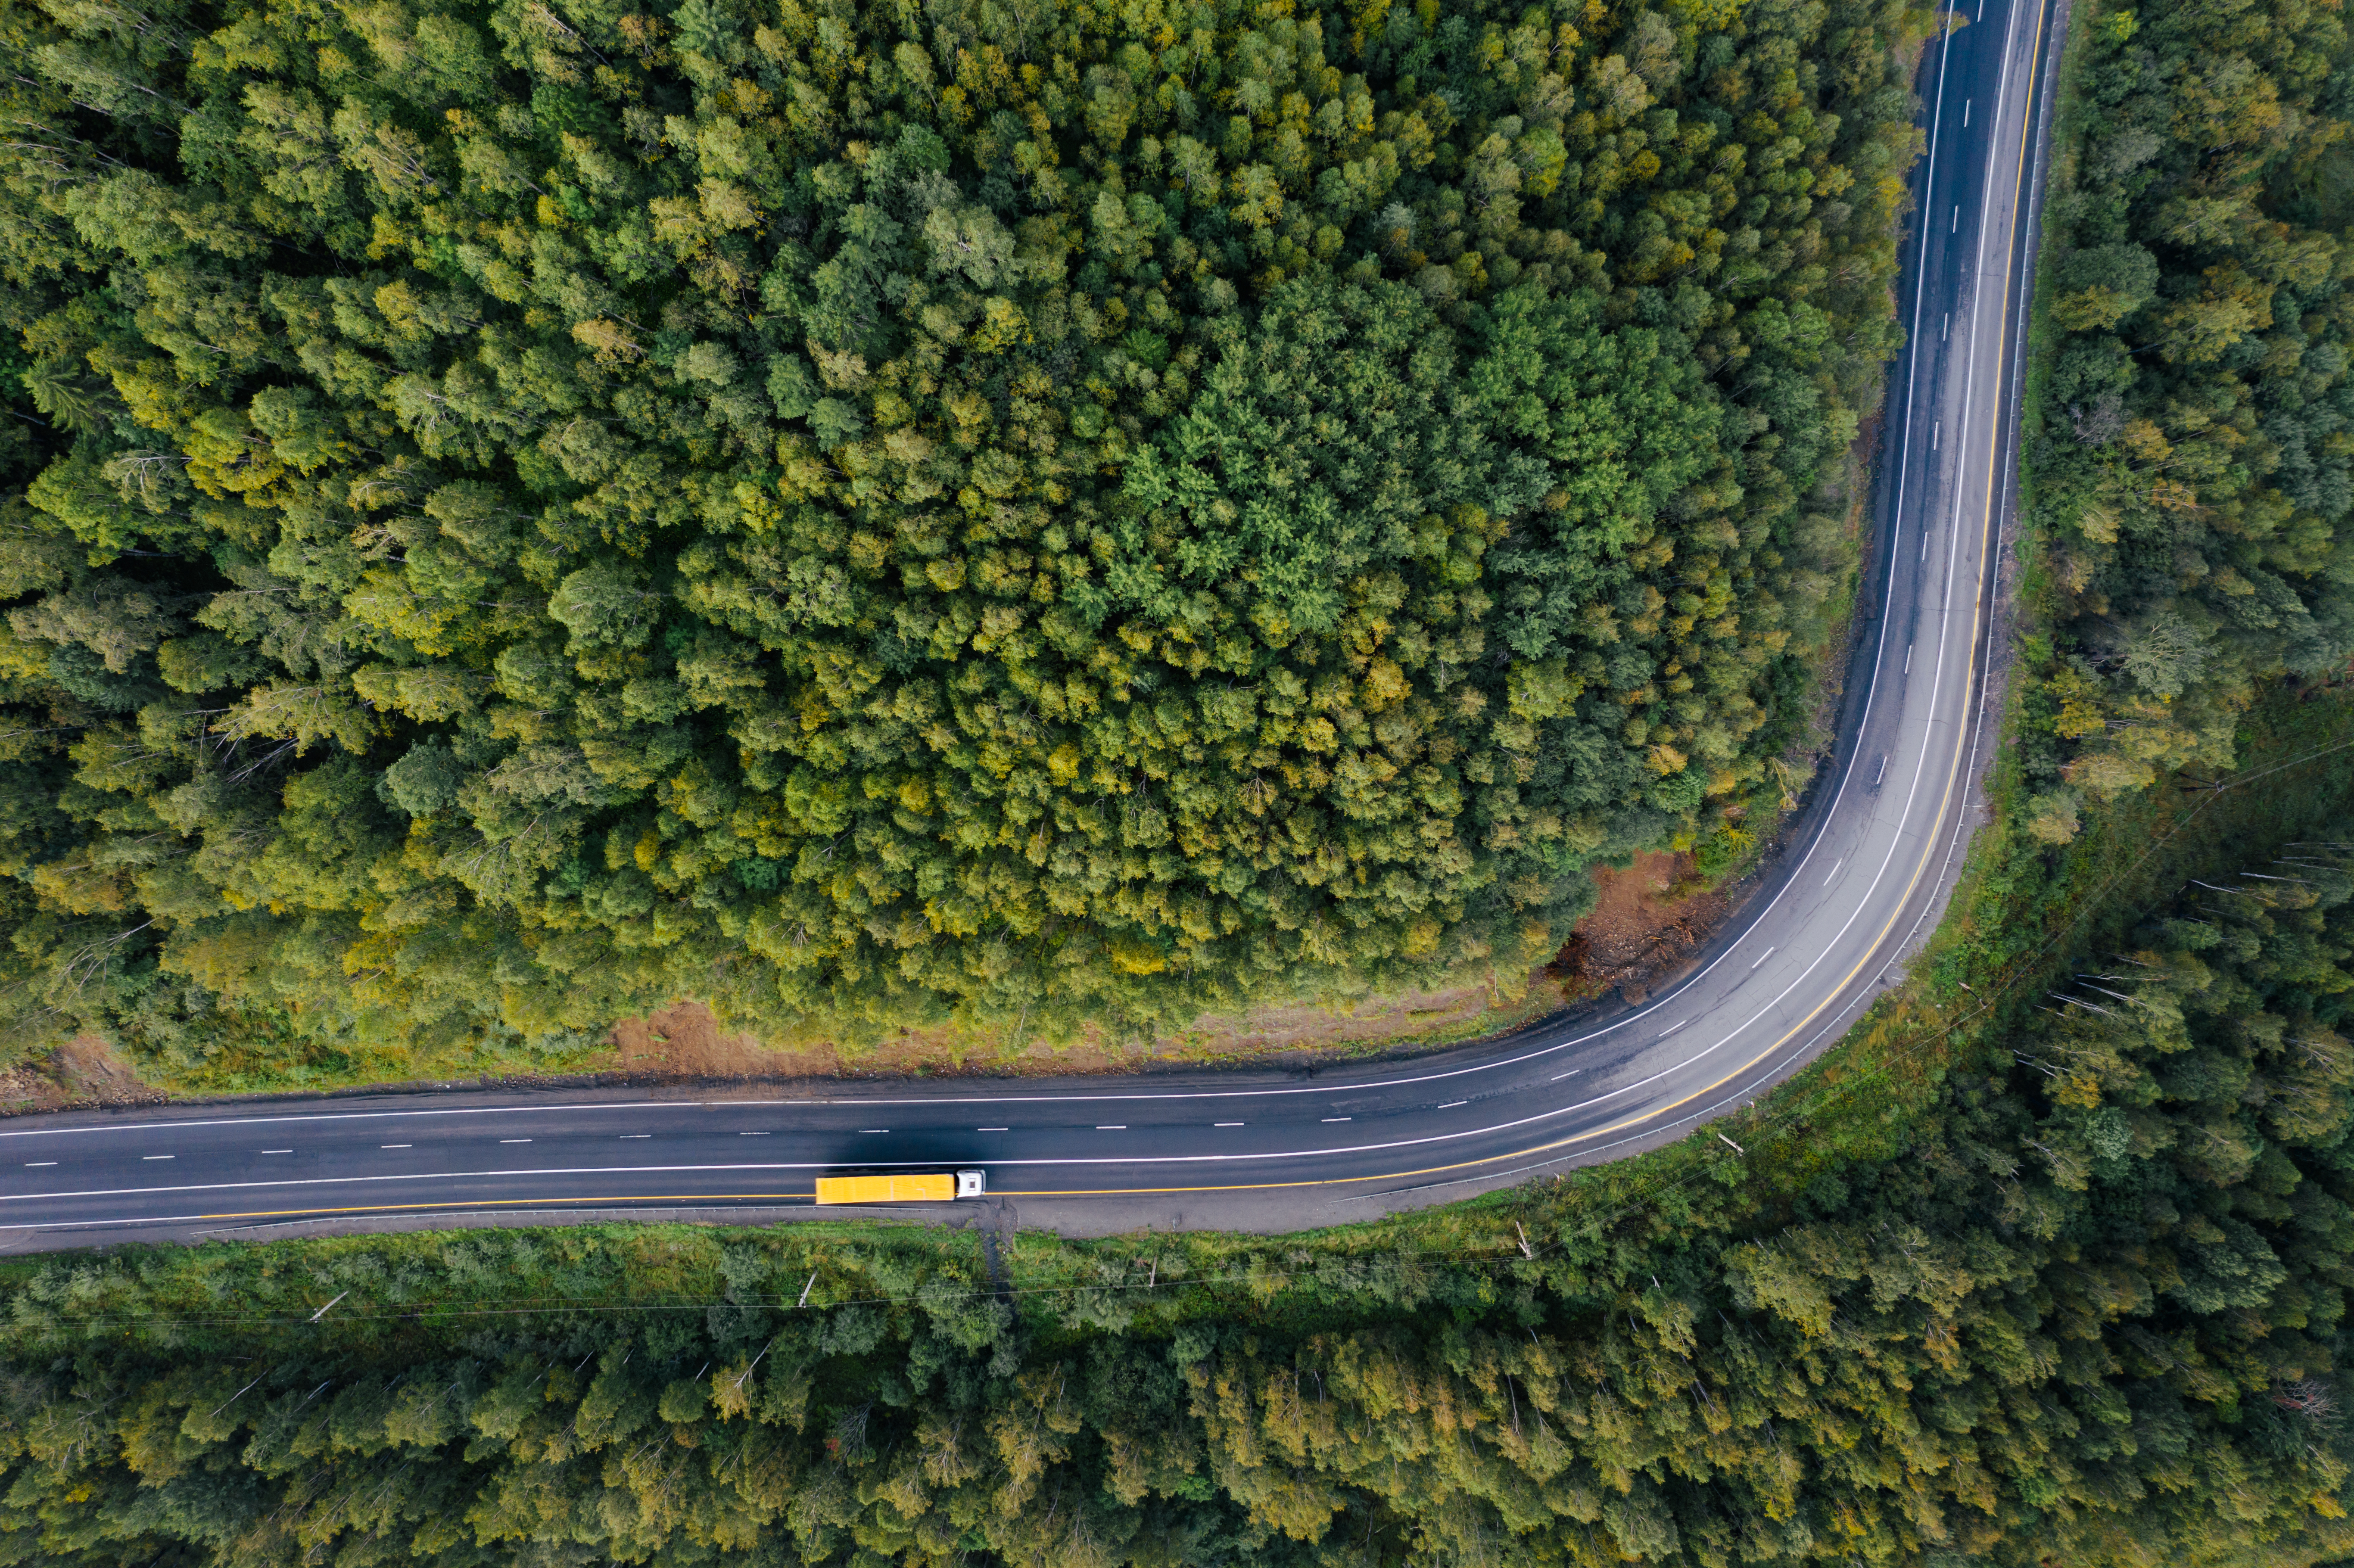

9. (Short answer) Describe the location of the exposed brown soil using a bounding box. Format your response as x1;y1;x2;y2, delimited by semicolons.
1552;850;1735;1005
0;1035;166;1115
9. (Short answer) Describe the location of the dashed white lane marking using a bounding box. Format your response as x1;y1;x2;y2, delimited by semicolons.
858;1129;888;1134
1750;948;1777;971
263;1150;291;1155
380;1145;410;1150
1322;1117;1351;1123
1437;1102;1467;1110
1096;1125;1127;1130
1215;1121;1245;1127
501;1139;531;1144
978;1127;1008;1132
1659;1020;1689;1039
25;1162;53;1167
1551;1069;1582;1082
1906;643;1914;674
620;1134;650;1139
144;1155;173;1160
1824;859;1843;885
738;1132;768;1137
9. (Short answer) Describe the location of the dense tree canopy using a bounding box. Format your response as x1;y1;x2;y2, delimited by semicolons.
2019;0;2354;843
0;0;1924;1069
2;845;2351;1567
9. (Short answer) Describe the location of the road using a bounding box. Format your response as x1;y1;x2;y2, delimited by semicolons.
0;0;2066;1251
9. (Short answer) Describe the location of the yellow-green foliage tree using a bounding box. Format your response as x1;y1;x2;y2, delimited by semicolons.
0;0;1924;1071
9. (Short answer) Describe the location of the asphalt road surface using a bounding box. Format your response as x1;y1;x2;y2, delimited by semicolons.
0;0;2067;1251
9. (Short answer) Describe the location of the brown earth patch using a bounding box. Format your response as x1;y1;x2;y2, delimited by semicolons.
0;1035;166;1115
1553;850;1735;1005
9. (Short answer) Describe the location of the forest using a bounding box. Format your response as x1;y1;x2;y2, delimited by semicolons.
0;0;1927;1074
2015;0;2354;846
1;793;2350;1567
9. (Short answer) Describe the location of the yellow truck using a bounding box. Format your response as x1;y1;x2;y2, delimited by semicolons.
814;1170;987;1205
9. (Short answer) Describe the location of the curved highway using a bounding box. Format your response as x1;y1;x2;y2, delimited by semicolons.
0;0;2064;1250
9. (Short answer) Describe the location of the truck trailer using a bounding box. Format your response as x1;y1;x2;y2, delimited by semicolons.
813;1170;987;1204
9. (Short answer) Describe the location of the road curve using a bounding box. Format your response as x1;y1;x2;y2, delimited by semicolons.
0;0;2067;1250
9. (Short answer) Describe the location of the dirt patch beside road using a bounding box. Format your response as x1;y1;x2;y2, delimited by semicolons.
1553;851;1737;1005
0;1035;167;1115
